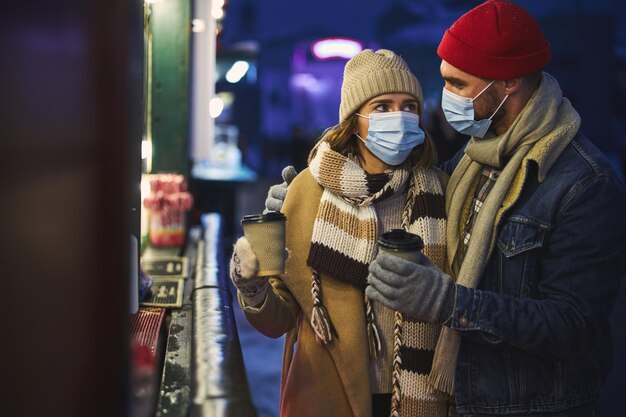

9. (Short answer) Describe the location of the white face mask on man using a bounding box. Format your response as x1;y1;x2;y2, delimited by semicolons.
441;81;508;138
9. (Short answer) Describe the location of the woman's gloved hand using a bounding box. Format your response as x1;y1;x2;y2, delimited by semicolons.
229;236;269;308
264;166;298;213
365;252;456;323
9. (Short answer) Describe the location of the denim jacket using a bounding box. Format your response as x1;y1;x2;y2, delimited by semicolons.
441;133;626;416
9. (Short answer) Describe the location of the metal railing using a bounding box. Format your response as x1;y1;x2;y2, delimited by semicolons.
191;213;256;417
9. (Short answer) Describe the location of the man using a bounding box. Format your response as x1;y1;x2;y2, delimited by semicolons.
366;1;626;416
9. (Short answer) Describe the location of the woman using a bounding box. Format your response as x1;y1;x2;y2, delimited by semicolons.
230;49;449;417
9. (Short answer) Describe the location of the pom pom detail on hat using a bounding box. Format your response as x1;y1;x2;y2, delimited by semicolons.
437;0;551;79
339;49;423;123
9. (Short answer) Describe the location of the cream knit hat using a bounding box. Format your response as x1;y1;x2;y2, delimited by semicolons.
339;49;423;123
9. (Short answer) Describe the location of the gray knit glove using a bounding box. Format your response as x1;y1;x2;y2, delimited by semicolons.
229;236;268;308
263;166;298;214
365;252;456;324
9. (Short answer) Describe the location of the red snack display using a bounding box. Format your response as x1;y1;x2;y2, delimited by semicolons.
143;174;194;247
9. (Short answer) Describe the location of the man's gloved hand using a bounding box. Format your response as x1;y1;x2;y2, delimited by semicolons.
365;252;456;323
229;236;269;308
264;166;298;214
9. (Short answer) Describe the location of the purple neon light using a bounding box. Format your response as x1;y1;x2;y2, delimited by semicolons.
311;38;363;60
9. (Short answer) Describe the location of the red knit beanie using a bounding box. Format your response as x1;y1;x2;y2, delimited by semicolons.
437;0;551;79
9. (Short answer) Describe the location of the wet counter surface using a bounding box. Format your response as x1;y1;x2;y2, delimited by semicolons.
154;214;256;417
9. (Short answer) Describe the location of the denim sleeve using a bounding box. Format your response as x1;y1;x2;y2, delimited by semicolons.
439;143;467;176
448;174;626;358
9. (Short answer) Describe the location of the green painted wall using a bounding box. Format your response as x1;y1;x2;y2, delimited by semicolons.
149;0;191;175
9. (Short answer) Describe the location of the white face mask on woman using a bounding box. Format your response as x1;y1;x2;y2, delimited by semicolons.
441;81;508;138
355;111;425;166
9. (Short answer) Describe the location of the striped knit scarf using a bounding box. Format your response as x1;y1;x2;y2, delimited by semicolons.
308;141;448;417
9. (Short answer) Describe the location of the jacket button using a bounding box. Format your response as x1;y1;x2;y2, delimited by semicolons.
459;316;468;327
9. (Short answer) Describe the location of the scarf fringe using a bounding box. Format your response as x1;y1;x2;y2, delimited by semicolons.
429;325;461;396
364;295;382;360
427;371;454;396
401;175;417;230
390;311;403;417
310;269;337;344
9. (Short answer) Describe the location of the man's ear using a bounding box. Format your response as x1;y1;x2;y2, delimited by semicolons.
502;77;523;95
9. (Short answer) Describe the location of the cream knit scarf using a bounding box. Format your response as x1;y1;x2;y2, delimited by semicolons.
429;73;582;395
308;141;448;417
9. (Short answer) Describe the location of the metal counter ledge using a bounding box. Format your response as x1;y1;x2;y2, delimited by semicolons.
156;213;257;417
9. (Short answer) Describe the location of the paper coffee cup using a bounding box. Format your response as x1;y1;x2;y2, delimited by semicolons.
241;212;287;276
378;229;424;263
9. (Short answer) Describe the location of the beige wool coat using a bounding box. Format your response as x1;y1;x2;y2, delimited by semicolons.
238;167;448;417
239;168;372;417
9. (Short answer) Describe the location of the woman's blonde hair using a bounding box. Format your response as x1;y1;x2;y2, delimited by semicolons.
308;113;437;170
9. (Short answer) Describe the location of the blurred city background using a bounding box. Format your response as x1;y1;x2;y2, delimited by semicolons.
214;0;626;181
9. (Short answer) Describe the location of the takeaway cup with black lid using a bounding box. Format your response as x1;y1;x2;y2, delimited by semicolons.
378;229;424;264
241;212;286;276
